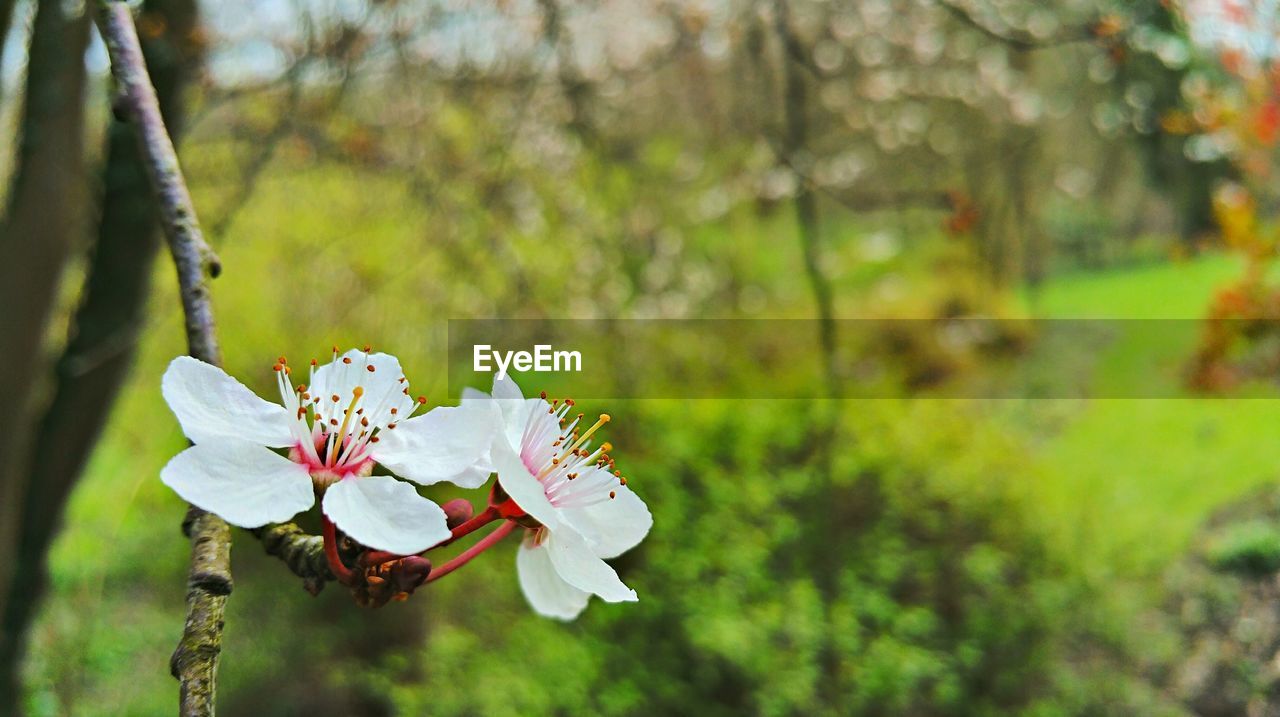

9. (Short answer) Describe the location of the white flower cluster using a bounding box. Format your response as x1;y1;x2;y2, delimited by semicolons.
161;348;651;620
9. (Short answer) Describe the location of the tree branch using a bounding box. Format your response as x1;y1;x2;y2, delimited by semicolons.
97;2;221;344
934;0;1097;52
250;523;333;594
95;2;226;714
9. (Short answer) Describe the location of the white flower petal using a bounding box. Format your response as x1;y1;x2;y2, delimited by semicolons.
463;377;533;450
372;405;495;486
321;475;451;554
460;387;490;405
545;528;637;603
560;483;653;559
492;372;524;400
516;536;590;620
491;439;561;529
437;464;493;490
160;440;313;528
161;356;294;448
498;399;545;453
311;350;412;427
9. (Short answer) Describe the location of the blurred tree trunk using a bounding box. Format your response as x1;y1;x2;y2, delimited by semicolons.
0;0;92;654
774;3;835;397
968;125;1041;287
0;0;201;710
969;48;1044;288
0;0;16;100
1004;126;1037;285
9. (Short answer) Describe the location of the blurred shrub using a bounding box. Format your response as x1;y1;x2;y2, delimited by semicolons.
383;400;1106;717
1159;487;1280;715
1206;521;1280;577
1186;184;1280;393
19;106;1170;714
1044;199;1116;271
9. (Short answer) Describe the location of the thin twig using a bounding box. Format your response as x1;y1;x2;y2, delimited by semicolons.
762;130;952;213
250;523;333;595
95;2;226;715
934;0;1097;52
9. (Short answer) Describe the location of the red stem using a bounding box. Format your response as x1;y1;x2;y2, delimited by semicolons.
354;505;505;570
494;498;527;520
322;515;356;585
425;520;517;584
430;504;501;551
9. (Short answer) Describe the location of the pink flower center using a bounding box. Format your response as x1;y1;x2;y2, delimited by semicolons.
517;397;627;509
271;349;429;489
290;439;374;487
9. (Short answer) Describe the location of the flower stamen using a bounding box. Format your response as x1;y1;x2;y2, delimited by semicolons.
328;386;364;465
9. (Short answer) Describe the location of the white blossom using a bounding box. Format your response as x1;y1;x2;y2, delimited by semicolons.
465;374;652;620
160;349;491;554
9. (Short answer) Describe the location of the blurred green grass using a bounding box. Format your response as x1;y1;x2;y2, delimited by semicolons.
1027;253;1245;319
1019;254;1280;583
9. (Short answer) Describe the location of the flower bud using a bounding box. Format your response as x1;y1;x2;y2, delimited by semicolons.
354;555;433;608
389;555;433;593
442;498;474;528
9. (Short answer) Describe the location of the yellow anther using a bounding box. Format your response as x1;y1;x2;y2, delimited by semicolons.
566;414;611;454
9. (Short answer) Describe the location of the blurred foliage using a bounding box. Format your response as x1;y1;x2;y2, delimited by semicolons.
0;150;1068;713
1205;520;1280;576
22;157;1280;713
1188;186;1280;391
1157;487;1280;715
9;0;1280;714
400;399;1085;716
